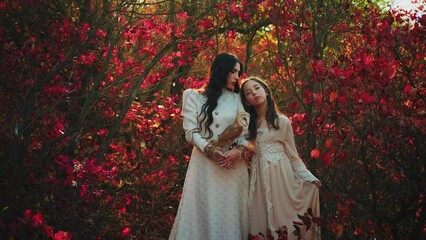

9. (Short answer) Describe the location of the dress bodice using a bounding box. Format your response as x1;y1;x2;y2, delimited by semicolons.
255;128;286;165
181;88;248;151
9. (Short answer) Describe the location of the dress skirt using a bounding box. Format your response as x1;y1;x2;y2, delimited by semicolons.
169;147;249;240
249;156;320;239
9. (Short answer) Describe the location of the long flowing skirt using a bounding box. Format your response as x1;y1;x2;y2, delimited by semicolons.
169;147;249;240
249;155;320;240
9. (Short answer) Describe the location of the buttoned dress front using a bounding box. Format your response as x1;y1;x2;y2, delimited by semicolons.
169;89;250;240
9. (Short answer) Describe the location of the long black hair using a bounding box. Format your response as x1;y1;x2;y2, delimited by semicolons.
198;53;243;139
240;77;280;140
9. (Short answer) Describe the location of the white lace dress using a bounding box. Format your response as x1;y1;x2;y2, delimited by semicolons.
248;114;320;240
169;89;250;240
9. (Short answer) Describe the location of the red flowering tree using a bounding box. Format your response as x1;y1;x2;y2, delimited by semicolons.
0;0;261;238
0;0;193;238
0;0;424;239
242;0;425;239
316;7;425;239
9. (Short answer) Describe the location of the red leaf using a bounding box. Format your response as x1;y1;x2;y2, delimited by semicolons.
330;91;338;102
359;92;376;104
361;52;373;66
53;231;72;240
321;153;332;166
310;149;320;158
122;227;131;236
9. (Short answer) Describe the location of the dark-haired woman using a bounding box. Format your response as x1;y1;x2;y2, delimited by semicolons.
240;77;321;240
169;53;250;240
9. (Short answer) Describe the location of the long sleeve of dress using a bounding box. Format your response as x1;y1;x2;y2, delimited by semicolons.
281;116;319;182
181;89;209;152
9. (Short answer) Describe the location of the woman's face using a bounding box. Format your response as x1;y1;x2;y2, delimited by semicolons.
242;80;268;108
225;63;241;91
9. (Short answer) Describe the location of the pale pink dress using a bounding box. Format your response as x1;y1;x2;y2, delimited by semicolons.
248;114;320;240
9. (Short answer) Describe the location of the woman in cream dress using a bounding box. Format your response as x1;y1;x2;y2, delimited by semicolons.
169;53;250;240
240;77;321;240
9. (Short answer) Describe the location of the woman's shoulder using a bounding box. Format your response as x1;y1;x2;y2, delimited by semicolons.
183;88;203;97
183;88;206;103
183;88;201;95
277;113;289;120
277;113;291;126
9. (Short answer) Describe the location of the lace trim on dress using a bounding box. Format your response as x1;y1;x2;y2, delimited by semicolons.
258;142;285;166
249;130;276;233
260;152;276;234
248;155;257;211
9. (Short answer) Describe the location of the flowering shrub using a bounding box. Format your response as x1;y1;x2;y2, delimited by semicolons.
0;0;424;239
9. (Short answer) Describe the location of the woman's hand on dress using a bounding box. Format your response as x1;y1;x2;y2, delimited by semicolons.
311;180;322;188
210;149;227;162
216;156;235;169
218;148;240;169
